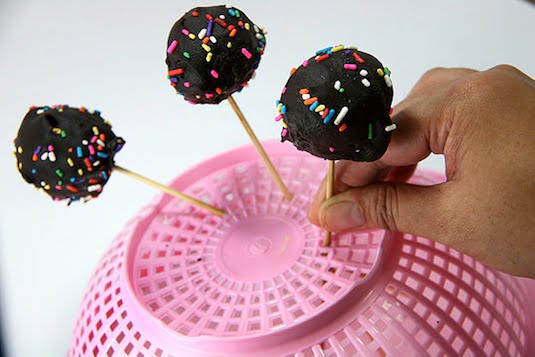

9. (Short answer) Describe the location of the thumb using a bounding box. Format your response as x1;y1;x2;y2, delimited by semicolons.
318;182;447;237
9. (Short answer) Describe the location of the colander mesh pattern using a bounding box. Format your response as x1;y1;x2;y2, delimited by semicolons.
297;233;531;356
69;147;534;356
131;156;381;338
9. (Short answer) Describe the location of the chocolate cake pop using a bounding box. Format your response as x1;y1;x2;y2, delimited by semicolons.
14;105;124;203
276;45;396;162
165;5;266;104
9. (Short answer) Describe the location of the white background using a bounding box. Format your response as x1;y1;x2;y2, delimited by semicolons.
0;0;534;355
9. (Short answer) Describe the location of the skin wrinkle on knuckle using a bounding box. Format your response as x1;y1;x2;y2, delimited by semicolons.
438;77;483;164
360;184;400;232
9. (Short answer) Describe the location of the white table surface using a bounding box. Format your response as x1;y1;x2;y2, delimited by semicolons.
0;0;534;355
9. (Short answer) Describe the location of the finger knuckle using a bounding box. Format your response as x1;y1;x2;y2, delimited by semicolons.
368;184;400;232
489;64;518;74
445;72;491;108
420;67;447;82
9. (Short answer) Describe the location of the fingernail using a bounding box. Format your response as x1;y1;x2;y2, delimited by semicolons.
323;201;365;231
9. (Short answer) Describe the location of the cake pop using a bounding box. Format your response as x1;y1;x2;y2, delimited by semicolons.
14;105;123;203
165;5;292;200
277;45;395;162
165;5;265;104
14;105;226;215
276;45;396;244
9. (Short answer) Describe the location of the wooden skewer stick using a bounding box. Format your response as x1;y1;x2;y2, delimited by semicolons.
113;165;226;216
323;160;335;246
227;95;293;201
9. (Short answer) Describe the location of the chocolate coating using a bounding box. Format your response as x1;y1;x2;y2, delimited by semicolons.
14;105;124;203
166;5;266;104
278;47;394;162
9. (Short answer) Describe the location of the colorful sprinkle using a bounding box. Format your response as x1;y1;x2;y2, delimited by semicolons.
167;40;178;54
66;184;78;193
210;70;219;78
361;78;371;87
168;68;184;76
215;18;227;27
316;46;333;55
334;106;349;125
314;104;325;113
344;64;357;70
304;97;318;105
368;123;373;139
88;184;102;193
339;123;348;132
385;123;397;132
316;54;329;62
241;48;252;59
384;75;392;88
334;80;341;90
353;52;365;63
323;109;336;124
331;45;345;53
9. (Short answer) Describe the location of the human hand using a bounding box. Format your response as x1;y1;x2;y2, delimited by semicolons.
308;65;535;278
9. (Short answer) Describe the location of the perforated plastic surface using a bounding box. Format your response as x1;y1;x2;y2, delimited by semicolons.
69;141;535;357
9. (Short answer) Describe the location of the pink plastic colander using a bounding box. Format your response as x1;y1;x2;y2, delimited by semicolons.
69;141;535;356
